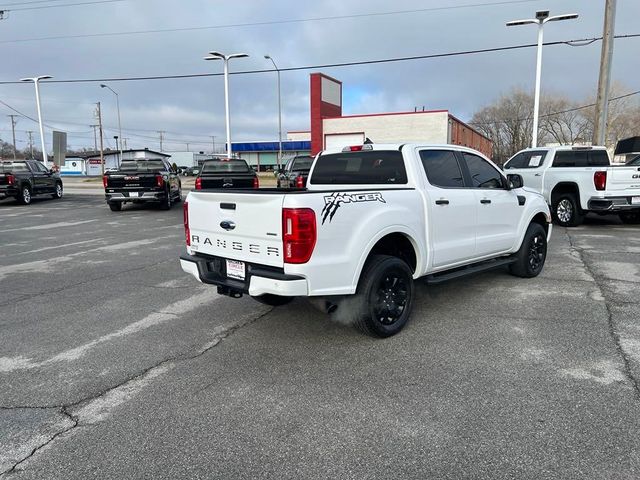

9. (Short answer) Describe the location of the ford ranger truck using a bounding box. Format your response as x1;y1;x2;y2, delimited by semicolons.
504;146;640;226
180;144;552;337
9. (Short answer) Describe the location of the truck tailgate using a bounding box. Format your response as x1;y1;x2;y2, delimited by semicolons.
187;191;285;268
607;166;640;195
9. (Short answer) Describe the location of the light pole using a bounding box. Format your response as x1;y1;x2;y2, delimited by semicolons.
20;75;52;167
100;83;123;166
204;51;248;159
507;10;578;147
264;55;283;169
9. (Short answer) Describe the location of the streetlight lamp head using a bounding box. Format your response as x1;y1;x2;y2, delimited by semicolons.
536;10;550;20
506;18;537;26
229;53;249;59
548;13;579;22
100;84;107;88
264;55;271;59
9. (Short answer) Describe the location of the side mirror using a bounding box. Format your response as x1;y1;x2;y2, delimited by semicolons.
507;173;523;189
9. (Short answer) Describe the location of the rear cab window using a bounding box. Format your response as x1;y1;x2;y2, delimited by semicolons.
311;150;407;185
0;162;30;173
202;159;250;173
120;159;168;172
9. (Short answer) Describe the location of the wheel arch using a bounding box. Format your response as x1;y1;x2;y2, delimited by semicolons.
550;182;580;205
352;228;423;290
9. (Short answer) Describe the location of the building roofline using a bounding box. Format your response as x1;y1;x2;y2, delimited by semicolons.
323;109;449;120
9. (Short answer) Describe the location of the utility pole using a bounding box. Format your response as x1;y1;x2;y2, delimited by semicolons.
7;114;18;159
122;138;128;150
157;130;165;151
186;142;190;152
90;124;99;151
96;102;105;175
27;131;34;158
210;135;216;154
593;0;617;146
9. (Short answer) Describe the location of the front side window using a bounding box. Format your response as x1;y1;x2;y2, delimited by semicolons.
419;150;464;188
504;150;547;169
312;150;407;185
463;153;505;189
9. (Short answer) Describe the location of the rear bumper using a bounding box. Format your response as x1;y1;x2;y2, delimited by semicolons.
0;186;18;198
180;253;308;297
105;190;166;203
588;196;640;212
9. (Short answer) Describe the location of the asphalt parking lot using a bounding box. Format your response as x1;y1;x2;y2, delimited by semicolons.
1;192;640;479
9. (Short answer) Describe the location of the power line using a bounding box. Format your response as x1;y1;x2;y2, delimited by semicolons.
0;0;87;7
2;0;125;12
1;33;638;86
0;0;540;44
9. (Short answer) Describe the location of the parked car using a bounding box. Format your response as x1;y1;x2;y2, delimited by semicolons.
180;143;551;337
276;155;314;188
504;146;640;225
195;158;258;190
103;157;181;211
0;159;63;205
184;166;201;177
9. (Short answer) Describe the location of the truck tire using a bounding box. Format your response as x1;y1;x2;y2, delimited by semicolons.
17;185;32;205
51;182;63;199
108;202;122;212
619;211;640;224
353;255;414;338
252;294;294;306
160;190;172;210
509;222;547;278
552;194;584;227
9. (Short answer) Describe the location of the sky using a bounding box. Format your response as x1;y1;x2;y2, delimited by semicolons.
0;0;638;153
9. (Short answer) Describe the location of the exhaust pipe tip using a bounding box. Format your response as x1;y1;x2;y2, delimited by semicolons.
325;301;338;314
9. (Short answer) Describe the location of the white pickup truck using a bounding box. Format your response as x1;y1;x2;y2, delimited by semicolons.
504;146;640;226
181;143;552;337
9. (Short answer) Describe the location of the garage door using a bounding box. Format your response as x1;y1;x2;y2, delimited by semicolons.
324;133;365;150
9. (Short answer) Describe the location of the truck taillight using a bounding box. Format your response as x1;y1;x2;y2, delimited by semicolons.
594;171;607;191
253;176;259;189
195;177;202;190
156;174;164;188
282;208;316;264
296;175;304;188
6;174;14;186
183;201;190;246
102;175;108;188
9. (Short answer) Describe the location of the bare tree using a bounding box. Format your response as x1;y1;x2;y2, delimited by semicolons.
539;97;590;145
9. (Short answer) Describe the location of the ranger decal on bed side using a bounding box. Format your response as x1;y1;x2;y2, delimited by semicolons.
321;192;386;224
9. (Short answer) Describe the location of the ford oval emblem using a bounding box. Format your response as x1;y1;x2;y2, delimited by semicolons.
220;220;236;231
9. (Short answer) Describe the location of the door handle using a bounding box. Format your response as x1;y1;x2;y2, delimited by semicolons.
534;173;541;177
435;199;449;205
480;199;491;204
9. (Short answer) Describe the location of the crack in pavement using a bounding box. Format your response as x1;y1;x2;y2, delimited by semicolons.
565;228;640;401
0;307;273;477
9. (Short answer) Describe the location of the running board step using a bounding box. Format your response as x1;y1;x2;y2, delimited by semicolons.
425;257;516;285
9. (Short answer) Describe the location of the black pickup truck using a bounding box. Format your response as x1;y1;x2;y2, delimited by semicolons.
276;155;313;188
103;158;181;211
0;160;63;205
195;158;258;190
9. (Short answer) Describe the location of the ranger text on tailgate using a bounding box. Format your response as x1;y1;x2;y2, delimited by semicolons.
181;144;552;337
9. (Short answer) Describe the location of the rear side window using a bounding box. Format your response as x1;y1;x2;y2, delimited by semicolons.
202;160;250;173
291;156;313;171
589;150;610;166
311;151;407;185
420;150;464;188
552;151;588;168
505;150;547;169
463;153;505;189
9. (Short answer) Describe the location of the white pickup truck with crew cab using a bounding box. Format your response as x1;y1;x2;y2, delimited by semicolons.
504;146;640;226
181;143;552;337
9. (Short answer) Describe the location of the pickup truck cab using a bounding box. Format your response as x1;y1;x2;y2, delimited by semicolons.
180;143;552;337
504;146;640;225
195;158;258;190
277;155;313;188
0;160;63;205
104;157;181;211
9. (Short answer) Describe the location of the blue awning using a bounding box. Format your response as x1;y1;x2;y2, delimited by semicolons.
230;141;311;152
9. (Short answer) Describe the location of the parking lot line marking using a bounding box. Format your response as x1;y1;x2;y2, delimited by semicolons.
0;290;220;372
2;220;96;233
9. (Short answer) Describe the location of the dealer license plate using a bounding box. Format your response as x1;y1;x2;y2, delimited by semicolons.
632;196;640;205
129;192;139;198
226;259;245;280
